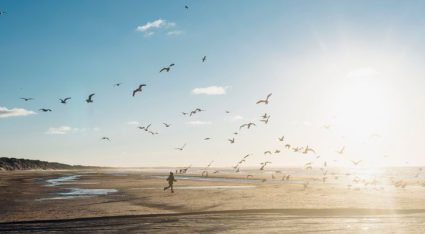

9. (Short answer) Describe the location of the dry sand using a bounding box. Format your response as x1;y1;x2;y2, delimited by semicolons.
1;169;425;233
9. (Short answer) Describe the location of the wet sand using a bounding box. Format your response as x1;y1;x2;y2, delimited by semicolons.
1;169;425;233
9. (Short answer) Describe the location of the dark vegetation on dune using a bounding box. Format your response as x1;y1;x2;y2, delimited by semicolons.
0;157;97;171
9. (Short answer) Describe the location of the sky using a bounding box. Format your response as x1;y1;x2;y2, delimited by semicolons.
1;0;425;168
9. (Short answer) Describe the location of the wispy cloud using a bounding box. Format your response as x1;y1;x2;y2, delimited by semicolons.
136;19;176;36
187;120;212;126
45;126;99;135
192;86;228;95
127;121;140;125
230;115;243;121
0;106;36;118
167;30;183;36
46;126;74;135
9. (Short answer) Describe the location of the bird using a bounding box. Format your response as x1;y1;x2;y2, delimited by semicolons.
233;132;238;135
163;123;171;128
260;161;271;170
264;151;272;155
59;97;71;104
228;138;235;144
138;124;151;132
274;150;281;154
159;63;175;73
351;160;362;166
185;5;189;9
261;113;269;119
204;137;211;140
175;143;186;151
132;84;146;97
20;98;34;101
240;123;256;130
303;146;316;154
337;146;346;155
225;110;230;114
278;136;284;142
285;144;291;149
260;116;270;124
86;93;95;103
148;131;158;135
242;154;251;159
0;11;7;16
113;83;122;87
182;112;188;116
256;93;272;105
202;56;206;62
39;108;52;112
101;137;111;141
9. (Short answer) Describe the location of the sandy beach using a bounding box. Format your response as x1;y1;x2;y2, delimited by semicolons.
1;169;425;233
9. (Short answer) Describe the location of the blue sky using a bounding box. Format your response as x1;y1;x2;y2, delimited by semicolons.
1;1;425;167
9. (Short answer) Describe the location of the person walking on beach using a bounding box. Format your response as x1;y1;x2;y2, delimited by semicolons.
164;172;177;193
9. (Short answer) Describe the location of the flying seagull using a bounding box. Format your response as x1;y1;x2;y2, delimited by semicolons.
0;11;7;15
114;83;122;87
202;56;206;62
20;98;34;101
59;97;71;104
138;124;151;132
175;143;187;151
228;138;235;144
278;136;284;142
185;5;189;9
351;160;362;166
86;93;95;103
160;63;175;73
204;137;211;140
337;146;346;155
101;137;111;141
256;93;272;105
163;123;171;128
240;122;256;130
260;161;271;170
39;108;52;112
133;84;146;97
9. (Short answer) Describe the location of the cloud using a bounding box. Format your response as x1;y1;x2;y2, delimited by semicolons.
46;126;74;135
136;19;176;36
187;120;212;126
231;115;243;121
127;121;140;126
192;86;228;95
167;30;183;36
0;106;36;118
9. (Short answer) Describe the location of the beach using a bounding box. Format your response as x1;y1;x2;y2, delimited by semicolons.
1;168;425;233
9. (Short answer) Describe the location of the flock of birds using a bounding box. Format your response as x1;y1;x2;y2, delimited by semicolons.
5;5;425;192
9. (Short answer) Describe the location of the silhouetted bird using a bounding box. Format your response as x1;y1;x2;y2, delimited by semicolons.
39;108;52;112
86;93;95;103
101;137;111;141
133;84;146;97
228;138;235;144
20;98;33;101
175;143;186;151
240;122;256;130
163;123;171;127
256;93;272;105
59;97;71;104
202;56;206;62
160;63;175;73
114;83;122;87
